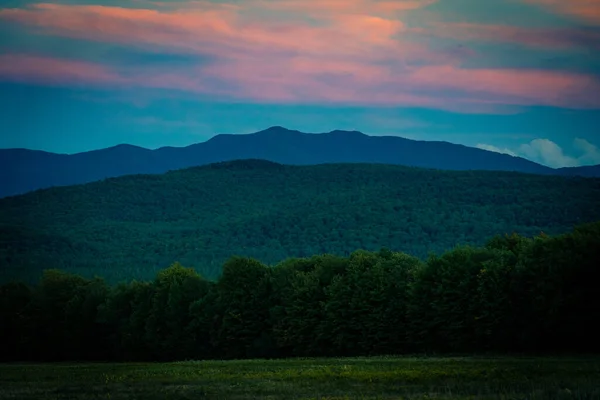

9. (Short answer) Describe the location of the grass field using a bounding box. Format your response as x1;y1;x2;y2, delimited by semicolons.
1;356;599;399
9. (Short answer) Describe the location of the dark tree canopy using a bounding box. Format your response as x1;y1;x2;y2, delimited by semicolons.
1;161;599;284
1;222;599;362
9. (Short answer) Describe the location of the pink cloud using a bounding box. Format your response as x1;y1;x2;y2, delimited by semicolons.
405;65;600;108
0;2;430;60
0;54;234;96
523;0;600;24
0;54;126;86
3;52;597;112
0;0;464;86
1;1;599;112
0;3;240;56
194;51;600;109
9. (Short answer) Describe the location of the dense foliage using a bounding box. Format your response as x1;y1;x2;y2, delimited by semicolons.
1;222;599;362
2;160;600;284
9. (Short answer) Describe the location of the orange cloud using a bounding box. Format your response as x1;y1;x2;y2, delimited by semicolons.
0;3;239;56
523;0;600;24
0;2;430;60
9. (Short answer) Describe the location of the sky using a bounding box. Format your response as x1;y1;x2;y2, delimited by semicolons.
1;0;599;168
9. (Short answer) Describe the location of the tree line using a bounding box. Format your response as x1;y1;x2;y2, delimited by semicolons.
1;221;599;362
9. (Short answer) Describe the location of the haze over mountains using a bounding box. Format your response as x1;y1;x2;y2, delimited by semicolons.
1;126;599;198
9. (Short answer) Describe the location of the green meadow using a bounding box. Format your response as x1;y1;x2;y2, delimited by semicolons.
1;356;599;400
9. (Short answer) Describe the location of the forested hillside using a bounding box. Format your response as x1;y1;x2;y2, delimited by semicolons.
1;222;599;361
3;126;599;198
1;160;600;284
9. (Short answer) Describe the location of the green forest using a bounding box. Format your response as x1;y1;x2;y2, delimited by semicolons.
2;222;599;362
2;160;600;284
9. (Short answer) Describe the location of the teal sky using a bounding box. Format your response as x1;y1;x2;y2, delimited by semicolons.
1;0;599;167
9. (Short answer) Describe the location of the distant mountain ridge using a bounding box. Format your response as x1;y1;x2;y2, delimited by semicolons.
1;126;597;198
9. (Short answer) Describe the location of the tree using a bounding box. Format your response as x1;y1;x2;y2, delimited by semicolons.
26;269;89;361
213;257;274;359
0;281;31;361
144;262;209;360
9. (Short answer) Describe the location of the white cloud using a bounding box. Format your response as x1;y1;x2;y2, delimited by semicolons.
475;143;518;157
573;138;600;165
517;138;579;168
476;137;600;168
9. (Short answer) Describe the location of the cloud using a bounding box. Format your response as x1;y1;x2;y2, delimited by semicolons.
475;144;518;157
4;51;597;112
477;137;600;168
573;137;600;165
0;2;429;59
517;139;579;168
0;54;126;86
404;65;600;108
523;0;600;24
0;54;235;96
1;1;600;111
416;22;600;50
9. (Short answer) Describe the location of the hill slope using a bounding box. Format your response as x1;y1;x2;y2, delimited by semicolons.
1;160;599;283
5;126;596;198
557;164;600;177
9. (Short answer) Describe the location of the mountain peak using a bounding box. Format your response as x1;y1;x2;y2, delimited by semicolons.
257;126;300;135
105;144;147;151
265;125;288;131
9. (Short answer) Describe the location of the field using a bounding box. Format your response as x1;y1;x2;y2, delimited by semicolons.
1;357;599;400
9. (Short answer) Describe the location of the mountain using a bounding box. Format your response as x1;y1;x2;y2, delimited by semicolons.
2;160;599;284
4;126;596;198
